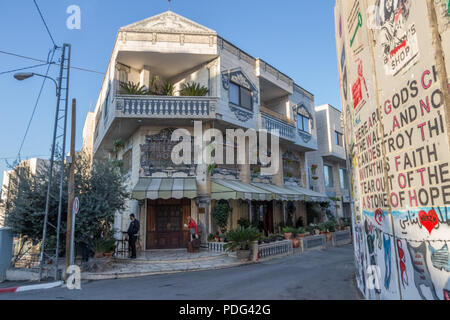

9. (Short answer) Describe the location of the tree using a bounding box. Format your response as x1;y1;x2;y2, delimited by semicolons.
4;151;129;258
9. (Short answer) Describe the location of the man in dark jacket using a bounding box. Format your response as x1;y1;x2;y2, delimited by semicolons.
127;214;140;259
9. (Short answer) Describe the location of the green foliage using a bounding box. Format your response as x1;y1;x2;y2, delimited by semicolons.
119;81;147;95
4;151;130;255
180;82;209;96
208;233;215;242
94;233;116;253
297;227;307;235
237;218;251;229
160;81;174;96
113;139;125;153
212;201;230;234
223;226;260;251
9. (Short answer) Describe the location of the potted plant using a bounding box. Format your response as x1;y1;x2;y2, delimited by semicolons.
297;227;307;238
325;221;336;242
94;235;116;259
212;201;231;234
291;228;300;248
208;233;215;242
113;138;125;154
282;227;293;240
224;226;260;261
219;234;226;242
237;218;251;229
311;164;319;180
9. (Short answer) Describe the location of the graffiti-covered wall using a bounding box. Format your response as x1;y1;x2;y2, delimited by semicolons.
335;0;450;300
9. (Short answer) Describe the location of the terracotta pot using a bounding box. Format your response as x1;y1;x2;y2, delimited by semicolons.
284;233;293;240
237;249;251;261
298;234;305;238
220;238;225;243
94;252;104;259
292;237;300;248
326;232;333;242
103;252;114;258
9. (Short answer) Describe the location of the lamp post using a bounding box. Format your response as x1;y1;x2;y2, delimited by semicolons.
14;72;58;96
13;43;71;282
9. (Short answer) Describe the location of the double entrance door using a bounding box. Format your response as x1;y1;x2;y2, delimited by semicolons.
252;201;274;236
146;199;190;249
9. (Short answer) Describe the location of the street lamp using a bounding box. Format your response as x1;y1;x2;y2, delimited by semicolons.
14;72;58;95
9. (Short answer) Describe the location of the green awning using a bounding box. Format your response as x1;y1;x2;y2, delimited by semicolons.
131;177;197;200
211;179;273;201
251;182;306;201
286;185;330;202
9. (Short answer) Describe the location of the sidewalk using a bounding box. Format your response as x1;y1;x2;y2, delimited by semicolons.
4;249;254;282
82;249;254;280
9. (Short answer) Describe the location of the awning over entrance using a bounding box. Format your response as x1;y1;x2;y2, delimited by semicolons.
251;182;305;201
286;185;330;202
132;178;197;200
211;179;273;201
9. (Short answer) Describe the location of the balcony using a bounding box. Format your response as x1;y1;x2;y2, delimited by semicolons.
115;95;217;119
259;108;296;142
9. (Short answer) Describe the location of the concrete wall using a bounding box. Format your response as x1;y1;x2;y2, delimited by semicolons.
335;0;450;300
0;228;13;282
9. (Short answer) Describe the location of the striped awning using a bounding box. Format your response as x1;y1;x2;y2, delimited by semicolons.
286;185;330;202
211;179;273;201
251;182;306;201
131;178;197;200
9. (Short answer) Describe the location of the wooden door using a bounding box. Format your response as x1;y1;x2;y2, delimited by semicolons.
146;199;191;249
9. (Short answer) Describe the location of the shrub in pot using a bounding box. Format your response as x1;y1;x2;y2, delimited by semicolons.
94;235;116;259
224;226;260;261
282;227;293;240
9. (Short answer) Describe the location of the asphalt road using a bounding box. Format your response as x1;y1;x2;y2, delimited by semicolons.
0;245;360;300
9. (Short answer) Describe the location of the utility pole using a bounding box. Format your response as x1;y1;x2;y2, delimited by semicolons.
65;99;76;280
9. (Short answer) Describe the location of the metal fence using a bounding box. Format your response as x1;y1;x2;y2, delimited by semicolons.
301;235;327;251
332;230;352;246
258;240;293;259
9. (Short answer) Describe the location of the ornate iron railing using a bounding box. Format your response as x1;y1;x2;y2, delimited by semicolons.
258;240;293;259
261;113;296;141
115;95;217;118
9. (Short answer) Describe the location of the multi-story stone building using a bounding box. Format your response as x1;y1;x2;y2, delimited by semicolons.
306;104;352;221
83;11;328;249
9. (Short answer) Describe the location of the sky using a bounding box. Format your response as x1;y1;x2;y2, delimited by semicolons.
0;0;341;183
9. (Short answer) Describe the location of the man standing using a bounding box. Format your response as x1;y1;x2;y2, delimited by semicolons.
127;214;140;259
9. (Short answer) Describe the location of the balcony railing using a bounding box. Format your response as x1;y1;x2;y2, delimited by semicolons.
115;95;217;119
260;112;296;141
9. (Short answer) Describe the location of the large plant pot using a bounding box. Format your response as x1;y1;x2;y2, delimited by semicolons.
284;233;293;240
103;252;114;258
94;252;104;259
292;237;300;248
326;232;333;242
237;249;251;261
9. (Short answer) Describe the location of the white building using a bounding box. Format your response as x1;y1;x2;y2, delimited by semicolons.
83;11;328;249
0;158;48;227
306;104;352;221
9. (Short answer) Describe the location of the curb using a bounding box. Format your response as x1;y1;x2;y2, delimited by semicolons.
113;253;229;265
0;281;63;294
82;261;256;281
